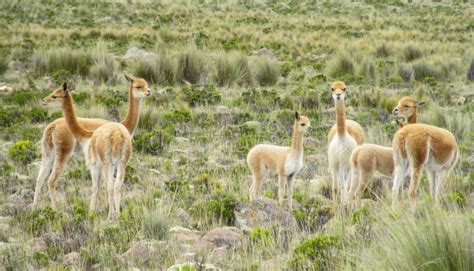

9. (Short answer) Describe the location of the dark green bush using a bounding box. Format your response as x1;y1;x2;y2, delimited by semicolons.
190;190;237;226
18;207;64;237
8;140;38;166
134;126;174;155
182;84;221;106
28;107;49;123
290;234;341;270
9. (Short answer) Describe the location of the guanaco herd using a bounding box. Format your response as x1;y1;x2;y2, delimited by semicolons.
32;77;459;219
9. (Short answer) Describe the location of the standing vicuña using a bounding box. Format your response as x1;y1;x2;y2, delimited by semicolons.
33;75;150;210
327;81;364;202
43;83;133;219
347;97;425;208
247;111;310;210
392;122;459;208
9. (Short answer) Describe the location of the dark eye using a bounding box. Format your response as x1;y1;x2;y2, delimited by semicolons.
301;123;306;126
52;96;57;99
342;88;346;91
331;88;334;91
404;105;409;108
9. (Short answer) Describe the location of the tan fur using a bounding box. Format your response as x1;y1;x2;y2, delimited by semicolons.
392;123;459;208
327;81;364;202
347;96;422;207
247;112;310;210
33;76;149;210
43;83;133;219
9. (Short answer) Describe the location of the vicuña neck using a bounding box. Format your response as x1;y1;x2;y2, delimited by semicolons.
335;100;346;136
290;122;304;157
121;85;141;136
407;112;417;124
62;93;93;139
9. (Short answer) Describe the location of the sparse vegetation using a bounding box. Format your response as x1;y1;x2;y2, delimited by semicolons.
0;1;472;270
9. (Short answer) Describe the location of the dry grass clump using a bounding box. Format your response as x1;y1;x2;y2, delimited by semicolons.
252;56;280;86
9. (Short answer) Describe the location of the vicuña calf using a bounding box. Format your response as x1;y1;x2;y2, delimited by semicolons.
247;111;310;210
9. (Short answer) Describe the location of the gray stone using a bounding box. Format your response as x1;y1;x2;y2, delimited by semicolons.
63;252;80;268
253;48;276;60
234;198;296;230
198;227;243;250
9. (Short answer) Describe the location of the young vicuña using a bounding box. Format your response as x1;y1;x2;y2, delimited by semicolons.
247;111;310;210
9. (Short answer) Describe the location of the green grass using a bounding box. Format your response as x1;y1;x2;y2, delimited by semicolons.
0;1;472;270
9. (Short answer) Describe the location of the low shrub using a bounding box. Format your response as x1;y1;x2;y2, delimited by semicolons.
134;126;174;155
190;190;237;226
290;234;341;270
141;208;171;240
8;140;38;166
181;84;221;106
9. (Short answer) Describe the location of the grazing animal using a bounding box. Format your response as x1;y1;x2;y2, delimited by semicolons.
327;81;364;202
392;123;459;208
33;75;150;210
43;83;134;219
347;97;424;208
247;111;310;210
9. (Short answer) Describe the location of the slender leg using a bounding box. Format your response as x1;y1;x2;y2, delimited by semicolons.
433;169;449;205
330;167;339;202
287;175;294;210
392;164;406;209
103;163;115;220
347;168;359;206
47;151;70;210
426;170;436;200
278;174;286;205
32;149;54;209
408;164;423;209
89;162;101;212
113;161;127;218
354;170;373;209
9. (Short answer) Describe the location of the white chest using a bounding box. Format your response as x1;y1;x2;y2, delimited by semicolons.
284;154;303;176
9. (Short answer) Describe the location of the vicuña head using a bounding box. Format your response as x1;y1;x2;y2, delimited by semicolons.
124;74;151;99
330;80;347;102
42;82;70;108
392;96;425;126
295;111;310;133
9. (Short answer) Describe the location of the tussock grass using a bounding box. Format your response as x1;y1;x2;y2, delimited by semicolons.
175;45;208;84
33;48;92;77
214;52;252;87
353;207;474;271
402;44;423;62
252;57;280;86
90;45;119;85
326;53;355;78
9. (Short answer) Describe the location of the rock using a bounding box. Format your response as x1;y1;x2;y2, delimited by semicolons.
243;121;260;129
303;66;316;76
0;85;13;92
209;246;227;262
123;241;154;264
197;227;243;250
167;262;220;271
175;208;191;226
169;226;201;243
63;252;80;268
252;48;276;60
0;223;9;232
234;198;296;230
123;47;157;59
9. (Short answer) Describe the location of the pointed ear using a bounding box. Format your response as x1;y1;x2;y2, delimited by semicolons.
416;101;426;107
62;82;68;94
295;111;300;120
124;74;133;82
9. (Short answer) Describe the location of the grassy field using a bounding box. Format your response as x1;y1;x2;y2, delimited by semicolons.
0;0;473;270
